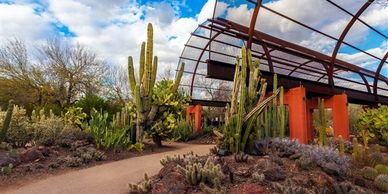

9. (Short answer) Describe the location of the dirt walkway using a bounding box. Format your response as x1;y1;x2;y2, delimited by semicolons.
2;143;213;194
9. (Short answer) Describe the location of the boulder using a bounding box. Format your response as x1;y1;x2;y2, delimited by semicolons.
18;147;44;163
229;183;265;194
158;162;179;178
264;165;286;181
151;171;188;194
0;152;20;167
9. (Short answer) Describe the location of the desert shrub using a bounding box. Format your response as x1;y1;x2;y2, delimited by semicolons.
31;109;65;146
256;138;351;178
357;105;388;145
172;118;195;142
63;107;87;127
56;128;93;148
82;109;131;151
1;105;33;146
74;94;120;120
348;104;363;134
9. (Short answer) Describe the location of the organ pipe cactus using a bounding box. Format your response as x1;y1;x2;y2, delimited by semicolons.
221;46;286;153
0;100;14;142
127;23;185;143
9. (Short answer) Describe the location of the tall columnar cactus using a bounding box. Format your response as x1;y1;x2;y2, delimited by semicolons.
127;23;185;143
317;98;327;146
0;100;14;142
220;46;285;153
338;135;345;155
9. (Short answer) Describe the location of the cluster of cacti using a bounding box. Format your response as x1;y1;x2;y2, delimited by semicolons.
374;174;388;192
251;172;265;182
361;167;378;180
160;154;183;166
234;152;248;163
112;102;136;143
351;138;368;166
375;164;388;174
279;179;308;194
178;158;224;188
296;156;315;170
127;23;186;144
221;46;286;153
368;152;385;167
333;182;373;194
338;135;345;155
128;173;152;194
0;100;14;142
0;163;13;175
316;98;327;146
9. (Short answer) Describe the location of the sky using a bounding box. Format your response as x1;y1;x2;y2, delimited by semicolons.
0;0;387;81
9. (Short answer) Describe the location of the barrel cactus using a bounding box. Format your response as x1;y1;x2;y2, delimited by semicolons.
361;167;378;180
375;164;388;174
374;174;388;192
368;152;385;167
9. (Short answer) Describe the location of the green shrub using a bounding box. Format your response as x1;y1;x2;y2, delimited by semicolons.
74;95;120;120
63;107;87;127
172;118;195;142
82;109;131;151
357;105;388;145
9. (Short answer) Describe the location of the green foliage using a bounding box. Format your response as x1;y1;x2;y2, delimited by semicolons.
128;173;152;194
221;46;285;153
375;164;388;174
374;174;388;192
63;107;87;126
361;167;378;180
172;117;195;142
357;105;388;145
74;94;119;120
82;109;131;151
0;100;14;141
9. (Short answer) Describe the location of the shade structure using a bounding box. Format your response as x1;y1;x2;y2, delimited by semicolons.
178;0;388;106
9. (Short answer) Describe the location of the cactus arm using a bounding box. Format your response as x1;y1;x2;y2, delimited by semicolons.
279;86;285;137
172;62;185;93
139;42;145;81
236;47;248;153
127;57;137;96
230;58;240;115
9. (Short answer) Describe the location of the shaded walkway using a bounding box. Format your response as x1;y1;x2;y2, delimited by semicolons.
3;143;213;194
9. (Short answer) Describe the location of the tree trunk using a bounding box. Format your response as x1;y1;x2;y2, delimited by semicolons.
152;134;163;147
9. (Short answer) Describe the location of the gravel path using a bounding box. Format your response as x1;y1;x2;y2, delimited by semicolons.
2;143;213;194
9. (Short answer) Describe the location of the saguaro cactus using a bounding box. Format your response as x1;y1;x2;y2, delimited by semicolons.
127;23;185;143
0;100;14;142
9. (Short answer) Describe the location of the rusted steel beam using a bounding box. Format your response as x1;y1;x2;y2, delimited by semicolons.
360;74;371;93
206;60;388;105
328;0;373;85
373;52;388;96
247;0;263;49
288;60;313;76
190;99;229;107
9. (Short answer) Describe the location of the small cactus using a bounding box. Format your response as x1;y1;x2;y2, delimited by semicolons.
338;135;345;155
368;152;385;167
361;167;378;180
199;182;223;194
179;158;224;187
375;164;388;174
251;172;265;182
333;182;373;194
128;173;152;194
374;174;388;192
296;156;315;170
234;152;248;163
0;100;14;142
160;154;182;166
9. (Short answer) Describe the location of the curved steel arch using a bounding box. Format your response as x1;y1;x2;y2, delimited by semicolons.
373;52;388;96
328;0;374;86
189;27;230;96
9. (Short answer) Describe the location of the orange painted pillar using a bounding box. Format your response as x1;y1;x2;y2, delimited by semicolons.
186;105;202;134
284;86;309;144
330;94;349;140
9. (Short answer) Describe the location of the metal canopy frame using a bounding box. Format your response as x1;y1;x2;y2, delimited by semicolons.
178;0;388;106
